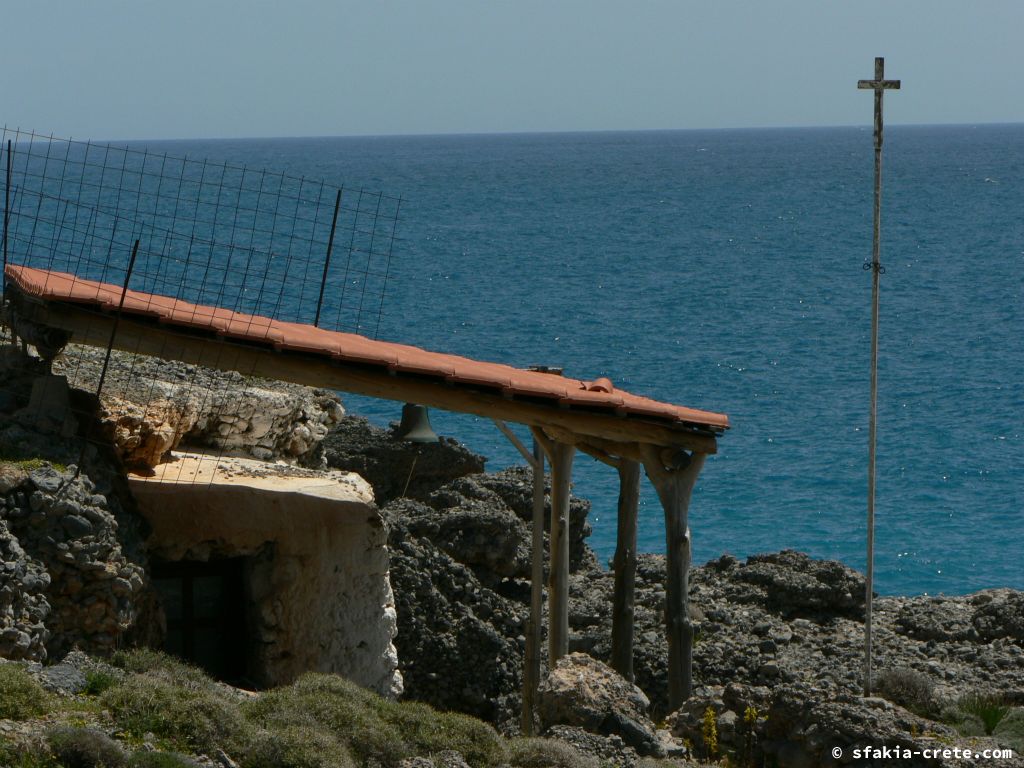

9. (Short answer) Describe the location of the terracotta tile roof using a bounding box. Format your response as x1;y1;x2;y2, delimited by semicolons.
4;265;729;433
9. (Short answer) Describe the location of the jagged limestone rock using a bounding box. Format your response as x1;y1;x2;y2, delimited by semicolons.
55;346;344;467
537;652;668;758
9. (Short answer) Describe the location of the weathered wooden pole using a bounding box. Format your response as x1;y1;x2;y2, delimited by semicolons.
610;458;641;681
857;56;899;698
540;436;574;665
521;438;545;734
642;447;706;711
548;442;574;664
492;420;546;734
566;438;642;682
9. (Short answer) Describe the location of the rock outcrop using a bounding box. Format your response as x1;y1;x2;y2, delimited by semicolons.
384;496;527;726
0;458;148;661
715;549;866;619
318;415;486;505
669;680;1023;768
319;413;595;572
571;550;1024;720
322;408;1024;763
5;343;1023;765
55;346;344;467
537;653;670;758
0;352;154;661
374;464;601;730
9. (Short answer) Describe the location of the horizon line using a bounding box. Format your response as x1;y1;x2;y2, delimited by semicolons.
10;119;1023;147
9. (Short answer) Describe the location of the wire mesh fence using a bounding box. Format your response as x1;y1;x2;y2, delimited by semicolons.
1;127;402;337
0;127;401;485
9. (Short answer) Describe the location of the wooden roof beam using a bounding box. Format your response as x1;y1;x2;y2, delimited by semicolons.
10;297;718;454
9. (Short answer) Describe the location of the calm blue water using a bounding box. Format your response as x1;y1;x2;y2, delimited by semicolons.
119;127;1024;595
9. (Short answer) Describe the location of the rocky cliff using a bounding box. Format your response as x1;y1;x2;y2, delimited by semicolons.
0;351;151;662
323;415;1024;764
2;346;1022;765
56;346;345;467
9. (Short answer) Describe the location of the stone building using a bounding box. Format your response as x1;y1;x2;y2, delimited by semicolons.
130;452;402;697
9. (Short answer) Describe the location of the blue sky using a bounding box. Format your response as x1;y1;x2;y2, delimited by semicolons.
4;1;1022;140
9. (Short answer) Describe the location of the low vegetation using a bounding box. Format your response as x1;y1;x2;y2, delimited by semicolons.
82;669;121;696
957;692;1012;736
0;663;53;720
3;649;664;768
0;455;67;473
875;667;937;718
505;737;601;768
103;674;253;756
5;648;1024;767
935;690;1023;753
243;671;507;767
46;726;127;768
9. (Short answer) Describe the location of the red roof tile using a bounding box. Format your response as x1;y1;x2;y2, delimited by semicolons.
4;265;730;432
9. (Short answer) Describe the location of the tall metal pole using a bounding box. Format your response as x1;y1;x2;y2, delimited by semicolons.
4;139;11;271
857;57;899;697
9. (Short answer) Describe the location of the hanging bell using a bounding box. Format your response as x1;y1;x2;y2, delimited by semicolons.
395;403;440;444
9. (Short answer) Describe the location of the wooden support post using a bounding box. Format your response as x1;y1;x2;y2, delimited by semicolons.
547;440;574;665
611;458;641;681
493;420;547;735
520;439;545;735
642;448;706;711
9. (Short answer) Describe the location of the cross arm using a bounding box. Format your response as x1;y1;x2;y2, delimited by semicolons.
858;79;901;90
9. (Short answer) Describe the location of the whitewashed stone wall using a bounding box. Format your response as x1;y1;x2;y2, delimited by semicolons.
128;453;402;697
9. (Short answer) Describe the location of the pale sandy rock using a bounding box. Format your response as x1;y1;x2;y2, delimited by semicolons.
55;346;344;467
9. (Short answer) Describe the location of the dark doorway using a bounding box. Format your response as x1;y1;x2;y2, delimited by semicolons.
150;557;248;683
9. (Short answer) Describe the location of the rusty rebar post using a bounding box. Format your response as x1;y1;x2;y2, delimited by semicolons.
75;237;141;476
315;188;342;327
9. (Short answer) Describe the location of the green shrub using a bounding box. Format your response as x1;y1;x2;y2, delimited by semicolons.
243;720;357;768
84;669;121;696
244;673;510;767
282;671;383;710
243;674;406;767
386;702;507;767
701;706;718;759
990;708;1024;752
46;726;127;768
127;752;203;768
0;663;52;720
0;743;58;768
0;457;67;473
101;674;251;756
958;693;1012;736
109;649;212;690
876;667;937;717
506;738;600;768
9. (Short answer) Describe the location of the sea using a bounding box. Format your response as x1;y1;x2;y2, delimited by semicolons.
55;125;1024;595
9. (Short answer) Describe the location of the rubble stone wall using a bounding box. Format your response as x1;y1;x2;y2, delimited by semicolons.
0;461;148;661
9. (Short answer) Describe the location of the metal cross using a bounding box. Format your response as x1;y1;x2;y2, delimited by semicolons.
858;56;899;699
858;57;901;153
